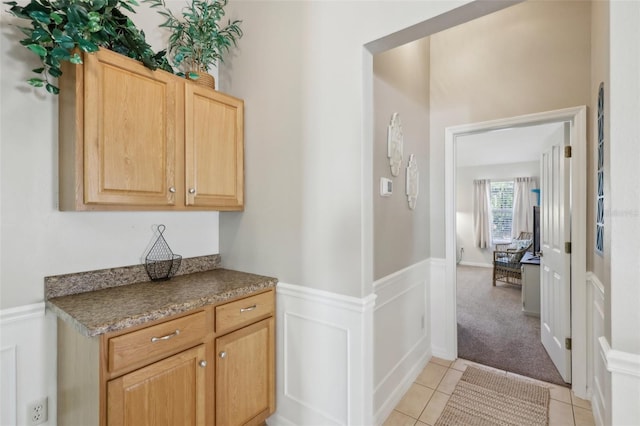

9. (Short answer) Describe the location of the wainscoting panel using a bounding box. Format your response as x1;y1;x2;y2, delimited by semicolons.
604;341;640;426
1;345;17;425
588;273;609;426
270;283;375;426
0;303;57;426
372;260;430;425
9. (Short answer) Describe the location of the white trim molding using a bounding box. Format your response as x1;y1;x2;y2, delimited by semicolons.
0;302;45;325
588;272;608;426
606;349;640;378
372;259;431;425
269;283;375;426
599;337;640;426
444;106;588;396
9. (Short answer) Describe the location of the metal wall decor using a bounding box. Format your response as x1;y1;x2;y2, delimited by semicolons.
387;113;404;176
145;224;182;281
406;154;419;210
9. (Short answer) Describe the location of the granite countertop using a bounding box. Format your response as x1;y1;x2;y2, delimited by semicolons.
47;268;278;337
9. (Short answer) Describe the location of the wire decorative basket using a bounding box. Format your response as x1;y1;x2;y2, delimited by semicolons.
145;225;182;281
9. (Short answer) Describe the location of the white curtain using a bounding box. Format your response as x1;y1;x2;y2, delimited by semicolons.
473;179;492;248
511;177;538;239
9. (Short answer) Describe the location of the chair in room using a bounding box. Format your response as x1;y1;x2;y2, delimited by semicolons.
492;231;533;286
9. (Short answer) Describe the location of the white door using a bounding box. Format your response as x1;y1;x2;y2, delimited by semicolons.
540;123;572;383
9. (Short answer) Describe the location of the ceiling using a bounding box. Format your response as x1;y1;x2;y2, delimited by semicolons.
456;122;563;167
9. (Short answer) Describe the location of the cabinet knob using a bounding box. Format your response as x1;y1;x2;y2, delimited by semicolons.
219;351;227;359
189;188;196;194
199;360;207;368
169;186;176;193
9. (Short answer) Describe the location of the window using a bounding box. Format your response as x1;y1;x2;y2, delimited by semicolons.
596;82;605;255
490;180;514;244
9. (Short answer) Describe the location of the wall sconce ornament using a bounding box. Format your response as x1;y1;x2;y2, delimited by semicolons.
387;113;403;176
406;154;419;210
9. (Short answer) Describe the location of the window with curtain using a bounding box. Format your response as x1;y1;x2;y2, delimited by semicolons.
511;176;538;239
490;181;514;244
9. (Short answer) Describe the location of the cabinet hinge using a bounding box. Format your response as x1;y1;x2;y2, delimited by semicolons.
564;145;572;158
565;242;572;254
565;338;572;350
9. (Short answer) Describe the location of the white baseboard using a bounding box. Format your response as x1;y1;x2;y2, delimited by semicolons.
274;283;375;426
458;261;492;268
372;260;430;425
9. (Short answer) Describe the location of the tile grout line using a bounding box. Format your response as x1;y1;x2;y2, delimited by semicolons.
387;359;593;426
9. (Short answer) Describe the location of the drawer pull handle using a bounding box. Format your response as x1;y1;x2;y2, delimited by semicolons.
150;329;180;343
240;304;257;313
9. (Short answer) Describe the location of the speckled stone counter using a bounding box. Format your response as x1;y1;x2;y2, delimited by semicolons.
46;266;277;338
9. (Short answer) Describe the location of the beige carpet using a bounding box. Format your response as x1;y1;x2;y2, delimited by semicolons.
435;366;550;426
457;265;566;386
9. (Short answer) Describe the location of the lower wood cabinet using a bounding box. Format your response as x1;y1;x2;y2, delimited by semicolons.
57;289;275;426
107;345;207;426
216;318;275;426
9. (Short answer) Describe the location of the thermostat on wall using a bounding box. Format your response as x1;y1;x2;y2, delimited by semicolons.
380;177;393;197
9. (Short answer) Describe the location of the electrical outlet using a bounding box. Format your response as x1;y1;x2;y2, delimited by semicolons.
28;397;48;425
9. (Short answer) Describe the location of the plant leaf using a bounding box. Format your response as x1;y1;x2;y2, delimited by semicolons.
28;10;50;24
77;38;99;52
32;67;45;73
27;78;45;87
26;43;47;57
50;11;63;24
48;66;63;77
69;53;83;64
46;83;60;94
51;47;71;61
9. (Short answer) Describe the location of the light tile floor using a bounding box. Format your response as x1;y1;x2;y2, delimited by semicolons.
383;357;595;426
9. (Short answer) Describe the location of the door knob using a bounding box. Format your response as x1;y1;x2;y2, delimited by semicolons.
189;188;196;194
219;351;227;359
199;360;207;368
168;186;176;193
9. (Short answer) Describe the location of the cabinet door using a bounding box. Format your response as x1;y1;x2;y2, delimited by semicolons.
83;49;178;206
185;84;244;210
216;318;275;426
107;344;206;426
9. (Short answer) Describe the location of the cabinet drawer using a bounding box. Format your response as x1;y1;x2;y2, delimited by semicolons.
108;311;207;372
216;291;274;333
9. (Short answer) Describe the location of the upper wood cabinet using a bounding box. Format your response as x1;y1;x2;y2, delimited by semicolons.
185;84;244;208
59;48;244;211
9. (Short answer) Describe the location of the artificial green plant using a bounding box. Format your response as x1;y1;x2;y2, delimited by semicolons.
144;0;242;79
4;0;172;94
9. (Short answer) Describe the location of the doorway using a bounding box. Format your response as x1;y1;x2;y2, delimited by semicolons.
454;122;566;385
443;106;588;396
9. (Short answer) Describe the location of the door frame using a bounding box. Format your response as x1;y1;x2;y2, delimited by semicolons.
443;106;588;396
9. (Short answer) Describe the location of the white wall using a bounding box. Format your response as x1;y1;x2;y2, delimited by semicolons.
429;0;591;260
219;1;469;299
456;161;539;267
608;1;640;424
373;38;430;280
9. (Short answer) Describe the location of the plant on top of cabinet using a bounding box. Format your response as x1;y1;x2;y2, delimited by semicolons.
144;0;242;89
4;0;172;94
